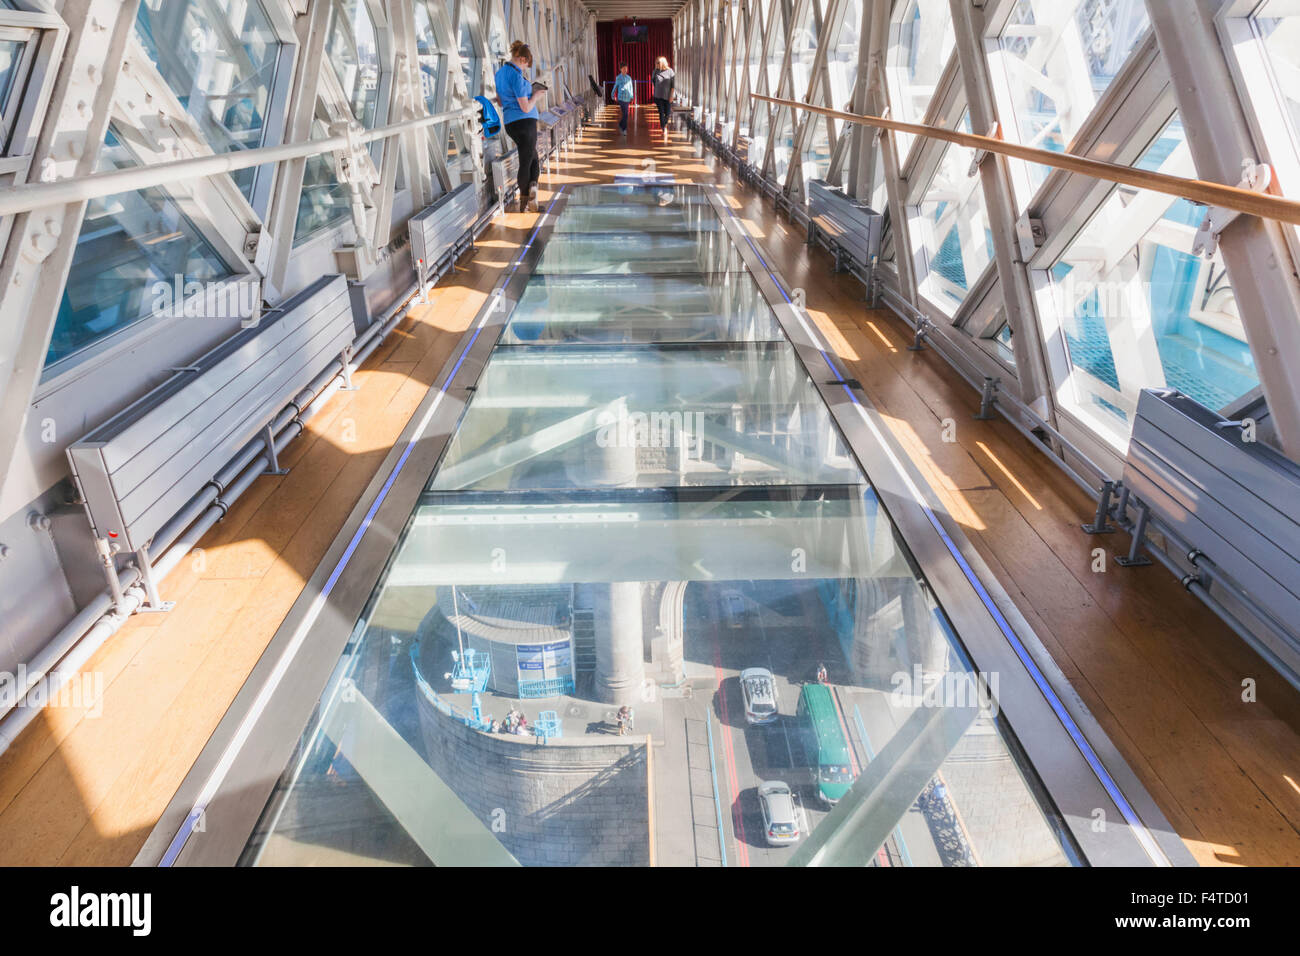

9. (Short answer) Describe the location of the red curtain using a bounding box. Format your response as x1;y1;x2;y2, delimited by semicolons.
596;19;673;104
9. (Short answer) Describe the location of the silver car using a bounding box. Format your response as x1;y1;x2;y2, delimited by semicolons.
758;780;801;846
740;667;779;724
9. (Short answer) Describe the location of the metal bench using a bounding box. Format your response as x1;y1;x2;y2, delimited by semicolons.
1119;387;1300;685
410;182;478;294
68;274;355;606
807;178;884;288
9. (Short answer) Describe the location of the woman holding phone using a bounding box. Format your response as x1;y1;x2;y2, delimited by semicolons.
494;41;547;212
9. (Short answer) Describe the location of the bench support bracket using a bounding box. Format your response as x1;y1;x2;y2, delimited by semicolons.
135;542;175;613
262;424;289;477
1115;501;1154;567
1081;479;1118;534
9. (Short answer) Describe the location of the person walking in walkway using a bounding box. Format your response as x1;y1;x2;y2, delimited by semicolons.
613;62;634;136
651;56;675;140
494;41;547;212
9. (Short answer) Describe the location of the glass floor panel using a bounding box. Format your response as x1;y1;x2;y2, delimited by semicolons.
240;184;1079;868
552;201;723;234
564;183;715;206
427;344;862;491
533;232;748;275
501;273;783;345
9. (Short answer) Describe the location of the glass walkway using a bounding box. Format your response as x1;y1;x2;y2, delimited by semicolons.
155;184;1186;868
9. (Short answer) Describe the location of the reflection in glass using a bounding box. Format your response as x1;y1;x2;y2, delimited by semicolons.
47;128;234;370
242;185;1074;868
1048;117;1253;437
134;0;282;201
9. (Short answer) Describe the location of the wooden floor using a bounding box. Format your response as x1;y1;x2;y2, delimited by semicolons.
2;104;1297;866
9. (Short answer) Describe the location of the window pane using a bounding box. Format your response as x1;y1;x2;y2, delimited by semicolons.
134;0;282;202
790;0;819;103
889;0;955;157
328;0;380;128
802;114;831;183
459;10;483;98
914;112;994;313
1049;117;1256;438
0;37;26;117
295;120;353;243
414;1;445;115
771;104;794;182
828;0;863;108
745;4;763;106
995;0;1150;200
1256;6;1300;144
47;128;233;370
766;4;786;94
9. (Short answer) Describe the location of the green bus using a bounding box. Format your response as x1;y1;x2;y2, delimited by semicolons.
798;683;856;805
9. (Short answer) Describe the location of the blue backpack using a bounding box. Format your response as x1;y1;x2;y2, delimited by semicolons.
474;95;501;137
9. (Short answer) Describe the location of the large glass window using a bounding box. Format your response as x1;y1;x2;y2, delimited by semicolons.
912;111;995;314
133;0;282;202
47;127;234;370
327;0;380;128
1046;117;1254;441
888;0;956;158
992;0;1151;204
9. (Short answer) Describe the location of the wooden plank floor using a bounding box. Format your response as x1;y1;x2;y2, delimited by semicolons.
1;104;1297;866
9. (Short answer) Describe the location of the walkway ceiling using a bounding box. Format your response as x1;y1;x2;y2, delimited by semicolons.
585;2;687;20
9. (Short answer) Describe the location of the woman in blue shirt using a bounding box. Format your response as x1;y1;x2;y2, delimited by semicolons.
494;41;547;212
613;63;634;136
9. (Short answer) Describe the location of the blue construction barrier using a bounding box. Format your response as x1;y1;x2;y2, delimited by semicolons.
534;710;562;740
518;675;575;699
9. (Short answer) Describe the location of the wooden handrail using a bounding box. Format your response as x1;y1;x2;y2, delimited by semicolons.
752;94;1300;227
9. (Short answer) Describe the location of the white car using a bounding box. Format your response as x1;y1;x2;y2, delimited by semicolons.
740;667;779;725
758;780;801;846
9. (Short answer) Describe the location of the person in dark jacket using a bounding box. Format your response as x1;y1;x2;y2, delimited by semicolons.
651;56;676;139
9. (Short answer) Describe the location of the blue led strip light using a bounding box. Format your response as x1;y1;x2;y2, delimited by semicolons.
711;185;1169;866
159;186;568;867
